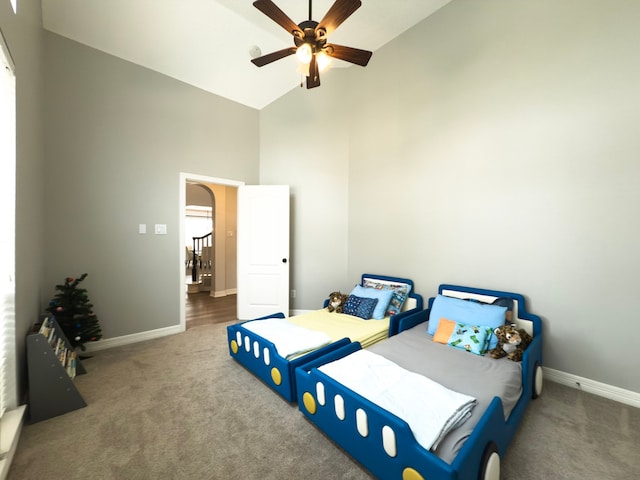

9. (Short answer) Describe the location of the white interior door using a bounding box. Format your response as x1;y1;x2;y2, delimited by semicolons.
237;185;290;320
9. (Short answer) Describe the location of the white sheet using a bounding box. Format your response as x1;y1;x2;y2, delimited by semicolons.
318;349;477;451
241;317;331;359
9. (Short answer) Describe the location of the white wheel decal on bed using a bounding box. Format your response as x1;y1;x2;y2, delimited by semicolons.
253;341;260;358
244;335;250;352
535;365;544;397
316;382;325;406
236;331;242;347
356;409;368;437
483;452;500;480
382;426;396;457
263;347;270;365
334;395;345;420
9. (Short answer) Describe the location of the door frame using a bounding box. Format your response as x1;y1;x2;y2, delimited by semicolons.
179;172;244;331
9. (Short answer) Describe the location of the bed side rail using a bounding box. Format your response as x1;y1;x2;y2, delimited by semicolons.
391;308;429;335
388;293;425;336
296;341;363;372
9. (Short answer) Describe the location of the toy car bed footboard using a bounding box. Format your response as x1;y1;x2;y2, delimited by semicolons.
297;364;460;480
227;318;351;403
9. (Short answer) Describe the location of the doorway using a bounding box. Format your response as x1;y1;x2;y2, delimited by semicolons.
184;182;215;294
185;183;214;292
179;173;243;330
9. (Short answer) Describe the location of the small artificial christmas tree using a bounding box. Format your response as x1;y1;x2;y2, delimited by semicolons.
46;273;102;350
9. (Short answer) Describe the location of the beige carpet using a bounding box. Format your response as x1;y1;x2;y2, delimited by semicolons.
9;322;640;479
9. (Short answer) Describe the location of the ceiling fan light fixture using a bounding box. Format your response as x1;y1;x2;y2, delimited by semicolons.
316;51;331;72
296;43;313;64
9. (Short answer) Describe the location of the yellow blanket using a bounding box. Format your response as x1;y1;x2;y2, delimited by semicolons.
287;309;390;349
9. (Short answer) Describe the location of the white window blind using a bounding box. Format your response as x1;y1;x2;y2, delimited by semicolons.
0;30;17;418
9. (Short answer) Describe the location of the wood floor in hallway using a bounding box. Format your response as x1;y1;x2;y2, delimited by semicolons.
186;292;237;329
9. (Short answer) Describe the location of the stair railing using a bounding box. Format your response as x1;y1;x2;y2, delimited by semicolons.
191;232;213;286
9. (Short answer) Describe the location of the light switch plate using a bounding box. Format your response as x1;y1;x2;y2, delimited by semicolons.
154;224;167;235
138;224;147;234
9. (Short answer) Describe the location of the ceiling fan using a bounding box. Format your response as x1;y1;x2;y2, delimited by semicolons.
251;0;373;89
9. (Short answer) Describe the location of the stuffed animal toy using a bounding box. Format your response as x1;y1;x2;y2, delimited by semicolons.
327;291;349;313
488;323;532;362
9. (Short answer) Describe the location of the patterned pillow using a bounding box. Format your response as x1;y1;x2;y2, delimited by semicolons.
434;318;492;355
342;295;379;320
362;279;412;317
349;285;394;319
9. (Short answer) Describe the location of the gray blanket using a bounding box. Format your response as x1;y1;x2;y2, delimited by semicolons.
368;323;523;463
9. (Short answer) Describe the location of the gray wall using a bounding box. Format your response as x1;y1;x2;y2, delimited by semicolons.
1;0;46;404
5;0;639;403
43;32;259;338
260;77;352;310
261;0;640;393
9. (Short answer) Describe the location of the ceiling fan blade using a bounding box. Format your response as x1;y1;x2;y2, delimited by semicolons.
325;44;372;67
306;55;321;89
318;0;362;36
251;47;296;67
253;0;303;36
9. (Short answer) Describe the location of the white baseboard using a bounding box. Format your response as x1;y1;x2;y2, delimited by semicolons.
213;289;237;298
0;405;26;480
543;367;640;408
83;325;184;352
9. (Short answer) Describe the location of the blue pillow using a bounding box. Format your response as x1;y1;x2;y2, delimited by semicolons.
350;285;394;320
428;294;507;349
343;295;379;320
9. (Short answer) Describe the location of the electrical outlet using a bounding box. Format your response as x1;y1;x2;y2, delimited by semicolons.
291;289;296;298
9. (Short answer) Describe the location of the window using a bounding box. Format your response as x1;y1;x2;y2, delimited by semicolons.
0;29;17;418
185;205;213;248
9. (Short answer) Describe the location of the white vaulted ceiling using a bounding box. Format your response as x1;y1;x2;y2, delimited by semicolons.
41;0;452;109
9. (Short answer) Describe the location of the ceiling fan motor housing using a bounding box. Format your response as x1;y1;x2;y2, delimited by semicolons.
294;20;327;53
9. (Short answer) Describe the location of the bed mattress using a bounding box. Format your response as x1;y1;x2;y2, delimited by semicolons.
285;309;391;349
366;323;523;463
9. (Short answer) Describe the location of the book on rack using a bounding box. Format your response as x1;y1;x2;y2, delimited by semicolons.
34;316;78;379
